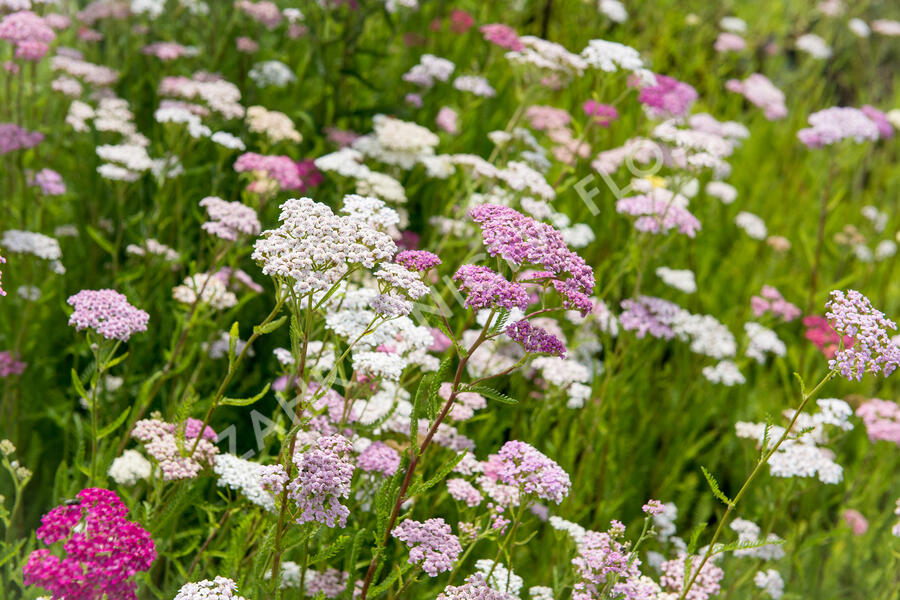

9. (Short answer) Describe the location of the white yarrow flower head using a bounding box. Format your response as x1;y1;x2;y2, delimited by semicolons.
796;33;832;59
252;197;397;296
656;267;697;293
735;211;767;240
580;38;644;72
248;60;297;87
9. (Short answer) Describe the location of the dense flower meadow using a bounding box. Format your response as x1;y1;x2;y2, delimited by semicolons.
1;0;899;598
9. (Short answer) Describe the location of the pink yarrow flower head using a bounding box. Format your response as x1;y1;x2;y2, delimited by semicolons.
616;188;701;238
660;554;724;600
438;574;510;599
797;107;880;148
583;100;619;127
295;158;324;192
234;152;304;191
803;315;853;358
642;499;665;515
572;523;642;600
637;74;698;119
391;518;462;576
0;11;55;61
725;73;787;120
67;289;149;342
395;250;441;272
493;440;571;503
452;264;530;312
450;9;475;33
23;488;156;600
0;350;25;376
619;296;682;340
855;398;900;446
714;32;746;52
30;168;66;196
480;23;524;51
506;319;566;357
825;289;900;381
861;105;895;139
750;285;801;321
0;123;43;154
526;105;572;131
357;441;400;477
468;204;595;315
132;418;219;480
199;196;261;241
842;509;869;535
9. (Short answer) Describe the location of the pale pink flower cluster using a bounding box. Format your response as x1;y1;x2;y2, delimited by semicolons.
131;418;219;480
199;196;261;241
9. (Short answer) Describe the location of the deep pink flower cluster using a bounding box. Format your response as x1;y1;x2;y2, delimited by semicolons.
725;74;787;120
437;574;512;600
660;554;724;600
615;192;701;237
199;196;262;241
264;434;356;528
825;289;900;381
750;285;801;321
803;315;853;359
234;152;304;191
572;529;640;600
468;205;595;314
67;289;150;342
357;441;400;477
493;440;570;503
23;488;156;600
797;107;880;148
453;265;530;312
295;158;324;191
31;168;66;196
391;518;462;576
0;11;55;61
506;319;566;357
638;74;698;118
396;250;441;272
0;350;26;376
856;399;900;445
480;23;524;51
449;10;475;33
583;100;619;127
619;296;681;340
0;123;44;154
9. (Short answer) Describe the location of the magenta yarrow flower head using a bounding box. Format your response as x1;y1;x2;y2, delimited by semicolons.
583;100;619;126
0;350;25;376
131;418;218;480
616;189;701;238
23;488;156;600
506;319;566;357
797;107;880;148
453;264;530;312
493;440;570;503
199;196;261;241
357;441;400;476
826;289;900;381
480;23;524;51
0;123;43;154
391;518;463;576
856;399;900;446
468;204;595;315
67;289;149;342
395;249;441;272
638;74;698;119
619;296;682;340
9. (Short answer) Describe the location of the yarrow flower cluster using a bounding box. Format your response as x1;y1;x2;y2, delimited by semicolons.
825;289;900;381
856;398;900;445
751;285;801;321
66;289;149;342
491;440;570;503
252;197;396;296
173;576;249;600
172;273;238;310
797;107;880;148
262;434;355;528
23;488;156;600
199;196;261;241
506;319;567;357
453;265;530;312
391;518;463;576
616;188;701;238
638;74;698;119
131;418;219;480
